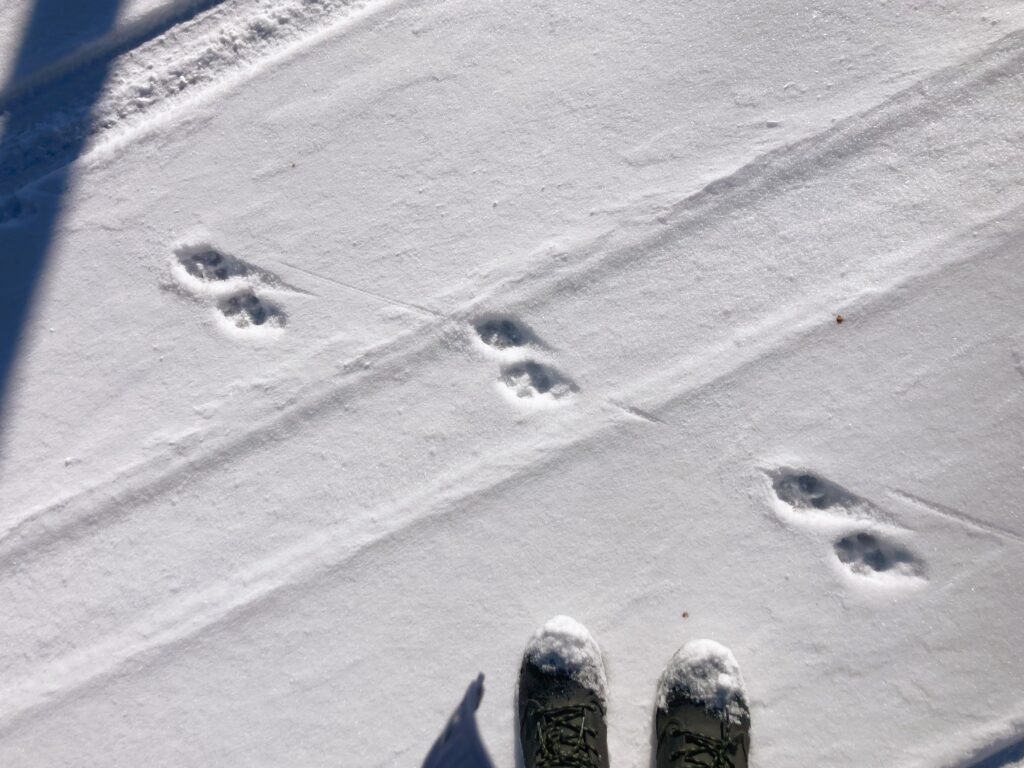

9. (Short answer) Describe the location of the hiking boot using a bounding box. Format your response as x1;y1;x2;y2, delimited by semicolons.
518;616;610;768
655;640;751;768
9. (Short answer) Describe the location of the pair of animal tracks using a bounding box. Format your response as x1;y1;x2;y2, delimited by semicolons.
171;245;294;339
767;468;927;585
471;316;578;406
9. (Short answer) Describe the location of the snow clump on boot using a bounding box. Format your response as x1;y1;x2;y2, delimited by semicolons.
524;615;608;704
658;639;748;720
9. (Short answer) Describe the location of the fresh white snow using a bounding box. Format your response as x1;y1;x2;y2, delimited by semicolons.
2;0;1024;766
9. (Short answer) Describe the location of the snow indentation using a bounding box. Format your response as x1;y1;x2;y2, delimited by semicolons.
766;467;893;530
834;531;925;581
500;361;576;402
470;314;578;406
772;470;858;511
170;243;298;340
474;315;541;351
217;291;285;330
179;247;251;284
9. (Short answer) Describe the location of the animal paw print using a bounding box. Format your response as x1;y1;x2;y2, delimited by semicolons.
217;291;284;330
471;314;577;405
179;247;251;283
474;317;536;350
500;361;577;400
833;531;924;579
766;467;926;585
171;244;294;337
767;468;895;527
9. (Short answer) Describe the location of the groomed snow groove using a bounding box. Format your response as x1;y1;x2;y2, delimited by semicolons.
0;0;384;196
890;488;1024;545
484;27;1024;308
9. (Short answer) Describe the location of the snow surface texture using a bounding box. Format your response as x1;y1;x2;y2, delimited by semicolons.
657;640;748;722
524;616;608;705
3;0;1024;766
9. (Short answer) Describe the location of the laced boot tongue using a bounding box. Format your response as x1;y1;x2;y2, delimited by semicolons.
664;718;741;768
535;703;602;768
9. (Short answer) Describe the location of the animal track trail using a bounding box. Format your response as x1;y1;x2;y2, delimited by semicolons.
170;244;296;337
173;244;296;293
766;466;927;584
471;314;578;405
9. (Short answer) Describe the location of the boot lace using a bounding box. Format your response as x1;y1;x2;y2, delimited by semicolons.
664;719;743;768
530;703;603;768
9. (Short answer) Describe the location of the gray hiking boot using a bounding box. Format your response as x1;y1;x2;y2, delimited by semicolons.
655;640;751;768
518;616;610;768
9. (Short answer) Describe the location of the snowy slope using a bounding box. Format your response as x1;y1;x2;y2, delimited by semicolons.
2;0;1024;766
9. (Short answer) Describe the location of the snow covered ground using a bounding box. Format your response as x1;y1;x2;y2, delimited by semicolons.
2;0;1024;765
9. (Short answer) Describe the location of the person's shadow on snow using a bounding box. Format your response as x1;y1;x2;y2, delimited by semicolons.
422;674;496;768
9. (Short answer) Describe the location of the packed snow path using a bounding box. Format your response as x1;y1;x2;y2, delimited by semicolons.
1;0;1024;766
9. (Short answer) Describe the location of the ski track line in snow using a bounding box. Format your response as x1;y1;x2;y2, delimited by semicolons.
3;28;1023;569
0;319;446;568
276;259;449;319
1;213;1019;733
889;489;1024;546
0;415;608;734
0;0;394;197
457;27;1024;314
627;213;1024;416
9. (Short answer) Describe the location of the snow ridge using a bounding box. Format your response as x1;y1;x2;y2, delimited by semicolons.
0;0;385;196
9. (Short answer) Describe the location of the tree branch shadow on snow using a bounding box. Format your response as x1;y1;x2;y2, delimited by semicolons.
0;0;125;433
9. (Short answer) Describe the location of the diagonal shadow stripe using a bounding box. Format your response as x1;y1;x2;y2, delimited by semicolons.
0;0;126;433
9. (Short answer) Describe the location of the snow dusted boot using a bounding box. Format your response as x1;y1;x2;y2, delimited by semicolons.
655;640;751;768
518;616;610;768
